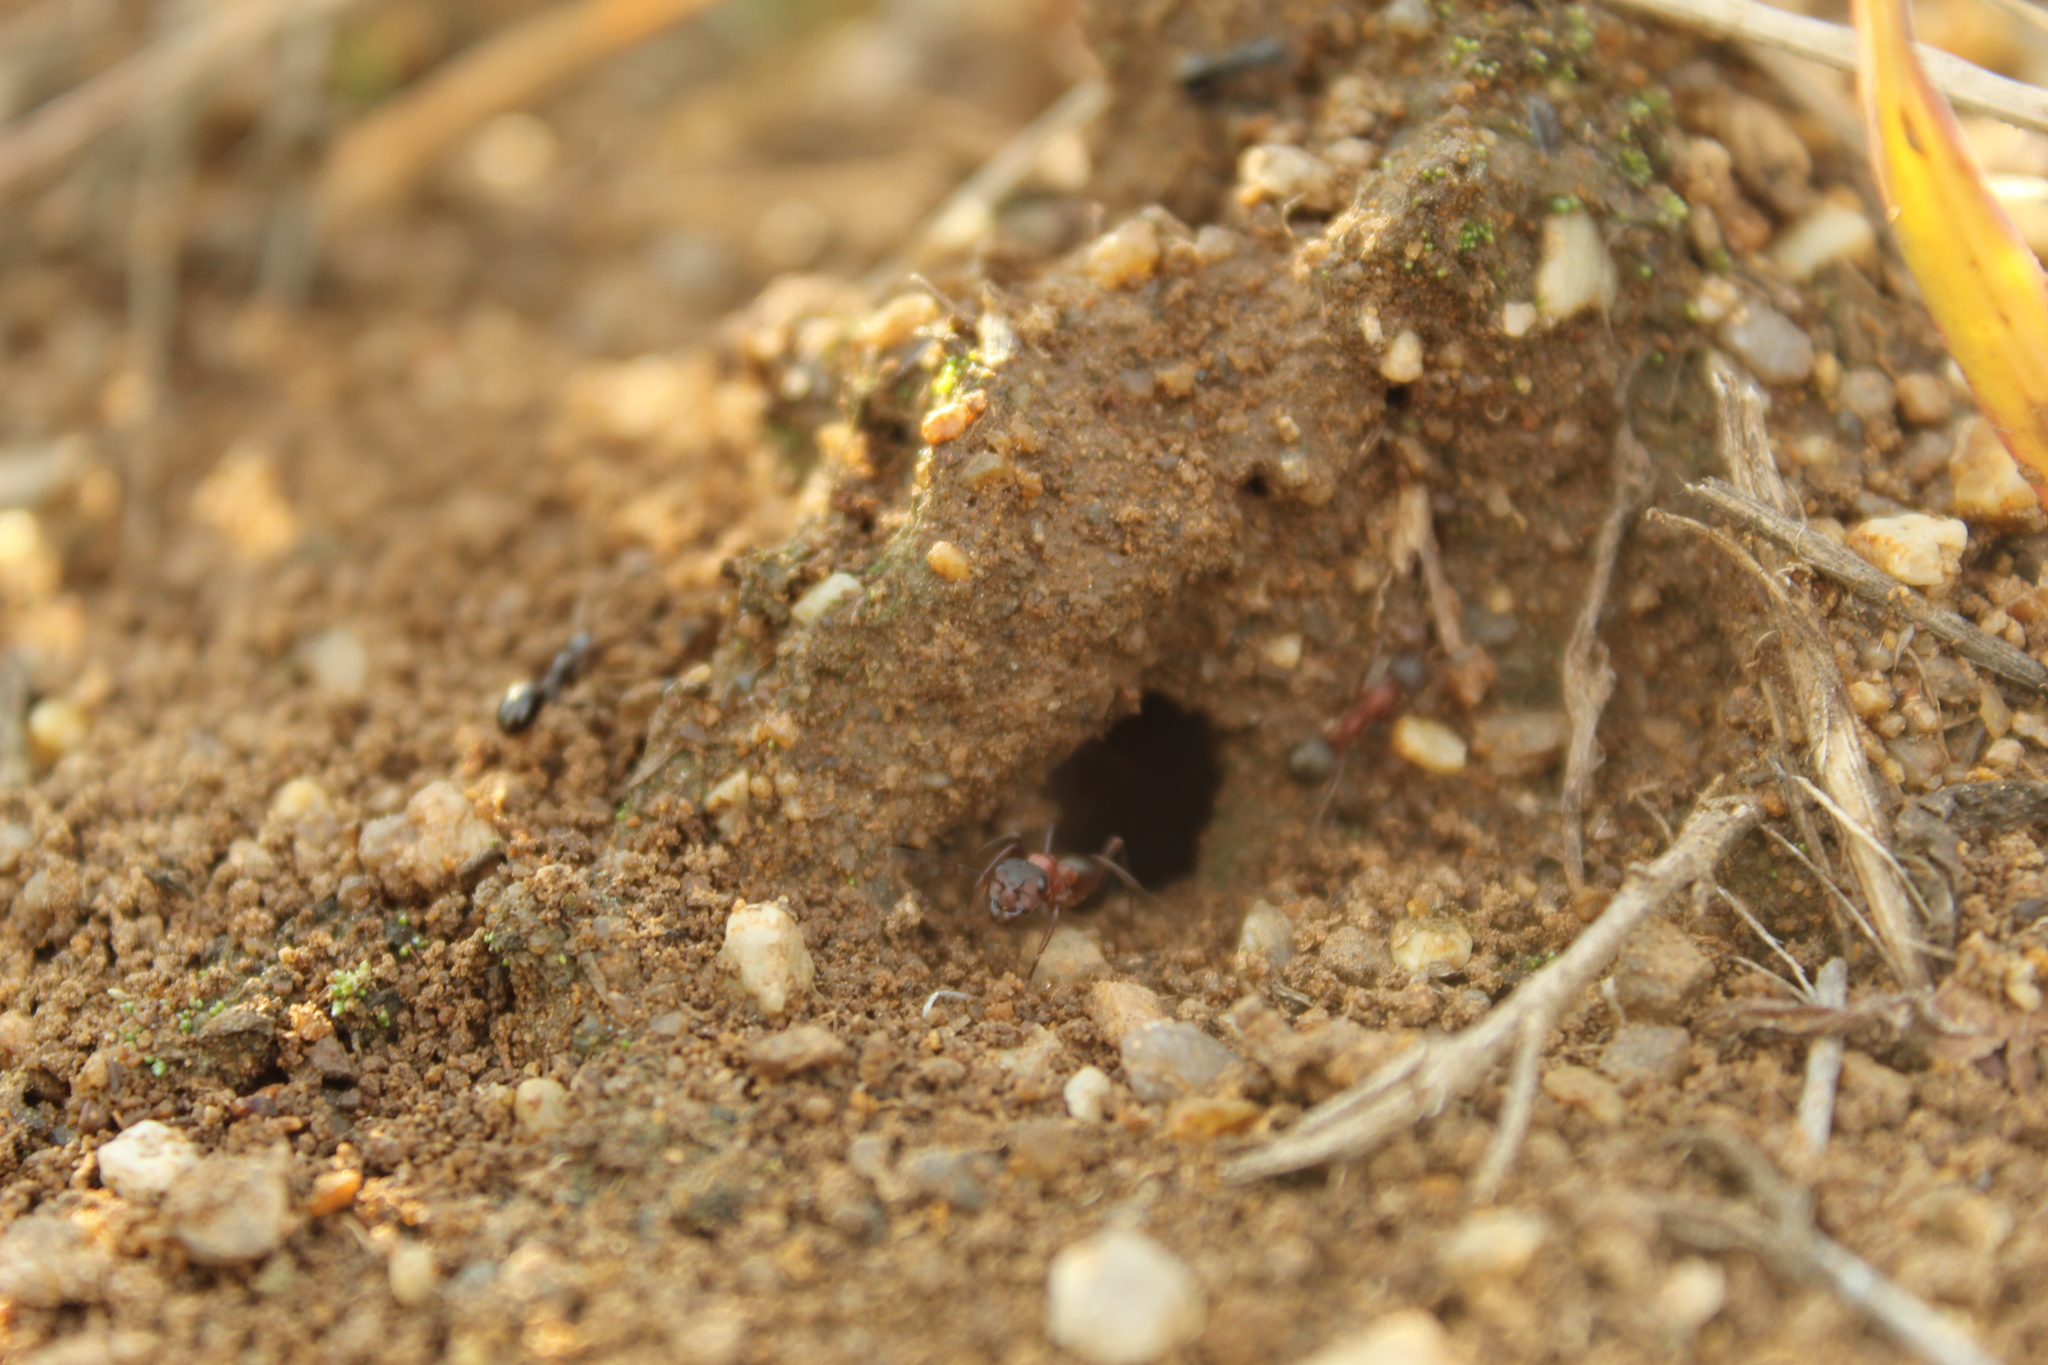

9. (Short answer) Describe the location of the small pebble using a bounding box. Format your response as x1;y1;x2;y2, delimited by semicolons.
1535;212;1617;320
1292;1310;1457;1365
1007;1116;1087;1179
1380;0;1436;35
1469;708;1569;777
1390;715;1466;775
900;1146;990;1210
1237;143;1338;212
1612;917;1712;1020
299;626;368;702
167;1153;292;1265
1164;1094;1263;1138
1087;980;1165;1041
1083;219;1162;289
96;1120;198;1201
0;1212;111;1307
1320;923;1386;982
1846;513;1968;588
1541;1064;1625;1125
389;1239;440;1307
1379;329;1425;383
1235;899;1297;975
1046;1229;1205;1365
1262;633;1303;670
1033;925;1111;986
1192;225;1240;262
1768;203;1875;280
0;822;29;875
1500;300;1537;338
1835;367;1897;422
1436;1208;1550;1281
1656;1257;1727;1338
1287;738;1336;784
514;1077;572;1135
1389;914;1473;975
1120;1020;1241;1102
26;697;89;767
1895;371;1953;426
1598;1023;1693;1090
855;293;940;350
305;1168;362;1216
1065;1065;1115;1122
1950;419;2039;523
990;1025;1069;1095
1719;305;1815;385
269;776;331;824
721;899;815;1018
358;779;501;898
702;767;751;817
919;392;987;445
925;540;972;581
747;1023;849;1080
790;571;863;626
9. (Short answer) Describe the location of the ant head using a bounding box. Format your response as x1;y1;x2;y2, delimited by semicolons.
985;859;1049;921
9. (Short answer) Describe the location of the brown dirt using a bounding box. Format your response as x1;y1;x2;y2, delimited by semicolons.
6;0;2048;1362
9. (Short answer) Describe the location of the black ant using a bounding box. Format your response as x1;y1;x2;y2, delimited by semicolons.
496;631;594;734
973;831;1144;965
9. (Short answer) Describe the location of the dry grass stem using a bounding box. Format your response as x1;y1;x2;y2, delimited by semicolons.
1685;477;2048;693
1795;957;1849;1154
1710;371;1931;989
1468;1009;1544;1205
0;0;364;203
1611;0;2048;136
1225;793;1761;1182
317;0;720;225
1561;419;1652;889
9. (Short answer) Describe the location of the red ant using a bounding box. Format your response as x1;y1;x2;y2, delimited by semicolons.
974;831;1143;964
1309;657;1414;827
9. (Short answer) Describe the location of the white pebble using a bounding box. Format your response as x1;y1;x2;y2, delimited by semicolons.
358;780;500;897
1379;329;1425;383
1655;1257;1727;1337
1046;1229;1205;1365
269;776;331;824
1380;0;1436;35
1083;219;1162;289
702;768;751;816
1950;417;2040;522
1435;1208;1550;1281
1262;633;1304;670
721;899;815;1018
1120;1020;1241;1101
790;571;863;626
1235;899;1296;975
1237;144;1338;212
166;1153;291;1265
1389;914;1473;975
26;697;89;767
1690;277;1742;325
1769;203;1875;280
1718;304;1814;385
1536;212;1617;320
96;1120;198;1201
299;627;368;702
1846;513;1968;588
514;1077;572;1135
1065;1065;1115;1122
1500;301;1537;338
388;1240;440;1307
1390;715;1466;774
1292;1310;1457;1365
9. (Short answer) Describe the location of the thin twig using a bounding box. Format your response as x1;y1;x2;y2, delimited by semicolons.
1715;884;1814;997
1561;417;1653;889
1796;957;1849;1155
1686;477;2048;694
1611;0;2048;136
1469;1009;1544;1205
1758;824;1885;955
317;0;721;225
1225;793;1761;1181
0;0;366;203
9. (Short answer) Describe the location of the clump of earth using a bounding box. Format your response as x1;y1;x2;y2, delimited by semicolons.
5;0;2048;1362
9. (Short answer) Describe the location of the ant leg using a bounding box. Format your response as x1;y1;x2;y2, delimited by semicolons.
1310;747;1352;830
973;841;1024;895
1030;903;1060;967
1089;838;1146;894
1043;825;1056;855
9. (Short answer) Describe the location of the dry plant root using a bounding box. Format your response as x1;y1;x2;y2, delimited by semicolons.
1224;793;1761;1183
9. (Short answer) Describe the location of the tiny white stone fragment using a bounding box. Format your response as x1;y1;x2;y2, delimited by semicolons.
1235;899;1296;975
1769;203;1876;280
1379;329;1425;383
1436;1208;1550;1281
1500;301;1537;338
790;571;864;626
1237;143;1338;212
721;899;815;1018
1064;1065;1115;1122
388;1240;440;1307
1846;513;1969;588
1390;913;1474;975
1950;417;2040;523
514;1077;572;1135
1046;1229;1205;1365
1535;212;1617;320
96;1120;199;1201
1656;1257;1728;1338
1390;714;1466;774
1083;219;1162;288
1291;1310;1458;1365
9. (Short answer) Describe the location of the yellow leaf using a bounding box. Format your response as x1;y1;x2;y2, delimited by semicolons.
1854;0;2048;506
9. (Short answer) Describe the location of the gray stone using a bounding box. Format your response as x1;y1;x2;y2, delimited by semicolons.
1719;306;1814;385
1597;1023;1693;1089
1836;367;1896;421
898;1146;991;1210
1120;1021;1242;1102
166;1153;292;1265
1611;918;1713;1022
1046;1229;1205;1365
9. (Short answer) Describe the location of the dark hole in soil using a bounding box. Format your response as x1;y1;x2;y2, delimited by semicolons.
1240;471;1271;498
1045;693;1219;890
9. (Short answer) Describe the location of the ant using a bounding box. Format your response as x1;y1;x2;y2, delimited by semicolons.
974;830;1143;964
1308;652;1423;827
497;631;594;734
